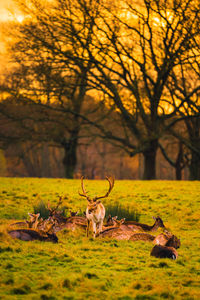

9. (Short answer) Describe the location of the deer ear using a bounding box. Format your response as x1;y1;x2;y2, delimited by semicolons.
96;200;101;204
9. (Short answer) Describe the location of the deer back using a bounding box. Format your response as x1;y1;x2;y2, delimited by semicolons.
8;229;58;243
124;216;166;232
129;233;155;242
150;245;178;259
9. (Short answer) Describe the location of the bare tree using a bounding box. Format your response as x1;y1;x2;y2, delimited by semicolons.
166;58;200;180
68;0;200;179
0;0;101;178
1;0;200;180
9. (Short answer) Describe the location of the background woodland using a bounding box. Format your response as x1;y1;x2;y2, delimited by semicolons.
0;0;199;180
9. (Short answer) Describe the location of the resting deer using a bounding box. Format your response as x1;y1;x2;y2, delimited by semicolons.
47;197;67;224
129;231;180;249
153;231;181;249
9;212;42;229
8;214;58;243
129;232;155;242
124;216;166;232
8;229;58;243
150;245;178;259
47;197;87;232
27;213;42;229
98;218;134;240
66;213;87;226
79;176;115;238
54;215;87;232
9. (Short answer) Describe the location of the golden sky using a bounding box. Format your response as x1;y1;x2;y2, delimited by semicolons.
0;0;24;54
0;0;23;22
0;0;13;21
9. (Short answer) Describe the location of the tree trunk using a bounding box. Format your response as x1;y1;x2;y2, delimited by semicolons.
189;151;200;180
142;140;158;180
62;133;79;179
175;142;183;180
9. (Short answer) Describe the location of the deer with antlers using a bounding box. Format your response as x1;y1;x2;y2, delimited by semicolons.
79;176;115;238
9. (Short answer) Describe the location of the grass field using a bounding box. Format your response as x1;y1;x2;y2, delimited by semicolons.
0;177;199;300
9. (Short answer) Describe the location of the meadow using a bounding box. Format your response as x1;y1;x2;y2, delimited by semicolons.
0;177;199;300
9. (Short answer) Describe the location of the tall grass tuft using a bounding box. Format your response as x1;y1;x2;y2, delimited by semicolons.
105;202;140;221
33;201;50;219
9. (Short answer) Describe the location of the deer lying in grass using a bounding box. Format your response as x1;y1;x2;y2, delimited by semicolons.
47;197;68;224
47;197;87;232
8;229;58;243
66;213;87;226
9;212;41;229
79;176;115;238
27;213;42;229
129;232;156;242
153;231;181;249
8;210;59;243
124;216;166;232
150;245;178;259
98;218;134;240
8;218;58;243
53;215;87;232
129;231;180;248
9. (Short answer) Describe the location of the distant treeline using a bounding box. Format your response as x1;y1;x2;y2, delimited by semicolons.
0;0;199;180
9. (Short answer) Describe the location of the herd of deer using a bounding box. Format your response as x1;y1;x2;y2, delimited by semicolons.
8;176;180;260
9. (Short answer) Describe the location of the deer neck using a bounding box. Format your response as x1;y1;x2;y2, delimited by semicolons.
151;221;160;232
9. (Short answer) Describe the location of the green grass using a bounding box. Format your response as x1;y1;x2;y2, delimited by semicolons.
0;177;200;299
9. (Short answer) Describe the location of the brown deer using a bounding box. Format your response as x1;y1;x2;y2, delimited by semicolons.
66;213;87;226
9;212;41;229
8;229;58;243
150;245;178;259
79;176;115;238
47;196;67;223
53;215;87;232
129;232;155;242
105;214;115;227
129;231;180;249
153;231;181;249
47;198;87;232
27;213;42;229
98;218;134;240
124;216;166;232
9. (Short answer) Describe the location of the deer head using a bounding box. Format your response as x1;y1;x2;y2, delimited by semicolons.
27;213;40;229
152;216;166;229
112;217;126;227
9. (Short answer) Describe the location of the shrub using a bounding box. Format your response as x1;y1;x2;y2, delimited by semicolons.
33;201;50;219
33;200;66;219
105;202;140;221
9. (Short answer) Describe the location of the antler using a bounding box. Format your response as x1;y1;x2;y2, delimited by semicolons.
48;196;63;216
79;176;90;200
95;176;115;201
79;176;115;202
